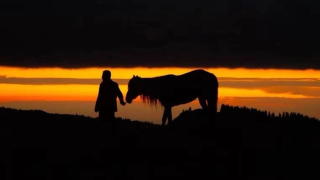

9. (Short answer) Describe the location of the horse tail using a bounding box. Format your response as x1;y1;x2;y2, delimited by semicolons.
206;73;219;113
212;74;219;113
214;82;219;113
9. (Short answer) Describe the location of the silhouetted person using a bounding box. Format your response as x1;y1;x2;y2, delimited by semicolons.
95;70;126;133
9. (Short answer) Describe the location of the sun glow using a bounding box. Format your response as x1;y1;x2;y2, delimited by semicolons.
1;66;320;79
1;66;319;102
0;84;312;102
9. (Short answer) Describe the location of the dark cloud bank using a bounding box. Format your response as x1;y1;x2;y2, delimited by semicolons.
0;0;319;69
2;76;320;87
2;76;320;97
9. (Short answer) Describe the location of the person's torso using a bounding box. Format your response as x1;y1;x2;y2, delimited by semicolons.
99;81;118;110
100;81;118;99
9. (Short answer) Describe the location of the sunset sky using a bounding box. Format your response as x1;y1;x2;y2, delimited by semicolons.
1;0;320;124
1;66;320;124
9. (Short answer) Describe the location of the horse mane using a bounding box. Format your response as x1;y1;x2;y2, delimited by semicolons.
137;77;162;108
140;93;159;108
133;69;219;112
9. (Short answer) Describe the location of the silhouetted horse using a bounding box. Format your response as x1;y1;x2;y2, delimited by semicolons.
126;69;219;126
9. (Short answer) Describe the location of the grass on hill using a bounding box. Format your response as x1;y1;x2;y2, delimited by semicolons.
1;104;320;179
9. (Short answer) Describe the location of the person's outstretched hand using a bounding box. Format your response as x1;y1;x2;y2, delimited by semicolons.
121;101;126;106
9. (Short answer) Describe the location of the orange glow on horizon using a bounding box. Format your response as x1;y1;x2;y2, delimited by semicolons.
1;66;318;103
1;67;320;121
0;95;97;101
0;84;315;102
1;66;320;79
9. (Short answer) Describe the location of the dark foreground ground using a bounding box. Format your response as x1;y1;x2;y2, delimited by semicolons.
1;104;320;179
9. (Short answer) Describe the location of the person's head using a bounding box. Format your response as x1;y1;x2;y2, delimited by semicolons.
102;70;111;81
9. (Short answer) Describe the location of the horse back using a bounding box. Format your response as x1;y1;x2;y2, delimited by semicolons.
150;69;218;107
179;69;218;84
154;69;217;92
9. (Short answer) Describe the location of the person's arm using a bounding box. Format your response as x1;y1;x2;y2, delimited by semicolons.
116;84;126;106
94;85;102;112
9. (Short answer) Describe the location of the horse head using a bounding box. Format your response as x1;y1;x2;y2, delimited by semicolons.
126;75;142;104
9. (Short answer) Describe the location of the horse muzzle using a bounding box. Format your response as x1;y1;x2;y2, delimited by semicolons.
126;99;132;104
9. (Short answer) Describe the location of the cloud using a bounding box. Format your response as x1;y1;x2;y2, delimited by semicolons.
219;78;320;88
0;76;129;85
219;78;320;97
1;76;320;97
259;86;320;97
2;76;320;88
0;49;320;69
0;0;320;69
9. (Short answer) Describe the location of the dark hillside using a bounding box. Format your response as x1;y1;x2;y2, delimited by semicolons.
1;105;320;179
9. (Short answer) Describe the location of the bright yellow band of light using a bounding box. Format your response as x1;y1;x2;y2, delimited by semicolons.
1;66;318;102
2;66;320;79
0;84;313;102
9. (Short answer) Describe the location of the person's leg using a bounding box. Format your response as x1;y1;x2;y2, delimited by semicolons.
110;112;116;135
99;111;106;122
105;111;116;135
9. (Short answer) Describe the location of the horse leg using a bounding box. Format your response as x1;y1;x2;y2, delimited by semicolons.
162;108;168;127
198;96;208;109
205;85;218;113
207;96;217;113
167;107;173;125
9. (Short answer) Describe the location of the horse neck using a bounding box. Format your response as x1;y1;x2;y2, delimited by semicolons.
139;78;158;97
